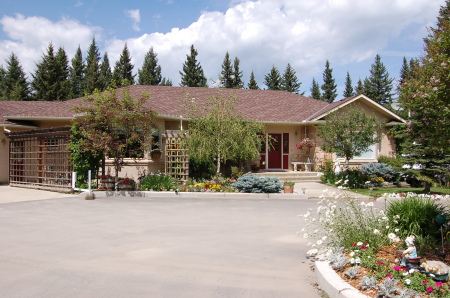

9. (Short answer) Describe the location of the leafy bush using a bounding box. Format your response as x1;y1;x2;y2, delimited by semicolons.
319;159;337;184
233;174;282;193
378;155;404;172
360;162;399;182
319;159;366;188
139;172;176;191
184;177;237;192
386;194;450;242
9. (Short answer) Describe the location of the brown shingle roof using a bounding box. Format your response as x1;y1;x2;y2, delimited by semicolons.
2;86;333;123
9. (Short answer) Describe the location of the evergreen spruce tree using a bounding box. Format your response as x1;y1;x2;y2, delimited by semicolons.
0;66;5;100
280;63;302;94
232;57;244;89
99;52;112;91
310;78;321;99
138;47;162;85
247;71;259;90
399;0;450;192
219;52;233;88
2;53;30;101
398;57;410;88
355;79;364;95
113;43;135;87
69;46;85;99
84;37;101;95
321;60;337;102
363;54;394;106
160;77;173;86
343;72;354;98
31;45;70;101
263;66;281;90
179;45;207;87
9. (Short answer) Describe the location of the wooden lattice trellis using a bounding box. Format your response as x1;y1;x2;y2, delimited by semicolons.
163;130;189;182
8;127;73;190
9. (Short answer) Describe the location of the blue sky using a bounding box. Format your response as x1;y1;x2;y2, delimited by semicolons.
0;0;446;98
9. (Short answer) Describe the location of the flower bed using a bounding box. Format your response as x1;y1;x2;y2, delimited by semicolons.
300;190;450;297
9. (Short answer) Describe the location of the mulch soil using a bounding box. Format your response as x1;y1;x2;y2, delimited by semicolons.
335;243;450;297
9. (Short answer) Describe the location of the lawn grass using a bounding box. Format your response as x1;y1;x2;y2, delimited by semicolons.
348;186;450;196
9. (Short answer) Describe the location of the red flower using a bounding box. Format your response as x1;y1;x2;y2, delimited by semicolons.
427;286;433;293
352;243;357;247
422;279;428;285
361;246;368;250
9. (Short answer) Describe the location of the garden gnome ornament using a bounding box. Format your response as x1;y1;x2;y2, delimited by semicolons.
401;235;418;266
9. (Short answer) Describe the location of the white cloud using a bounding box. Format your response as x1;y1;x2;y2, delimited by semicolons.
0;0;445;91
126;9;141;32
0;14;100;74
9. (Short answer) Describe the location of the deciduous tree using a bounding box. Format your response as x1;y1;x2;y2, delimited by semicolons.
184;92;265;180
317;106;383;170
71;86;158;182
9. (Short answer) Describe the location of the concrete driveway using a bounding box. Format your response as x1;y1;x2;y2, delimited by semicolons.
0;190;321;297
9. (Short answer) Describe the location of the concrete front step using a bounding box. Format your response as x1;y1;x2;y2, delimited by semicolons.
254;171;322;182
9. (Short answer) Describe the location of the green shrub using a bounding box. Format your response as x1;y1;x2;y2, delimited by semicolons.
233;174;282;193
319;159;337;184
139;172;176;191
378;155;404;172
386;194;450;242
359;162;399;182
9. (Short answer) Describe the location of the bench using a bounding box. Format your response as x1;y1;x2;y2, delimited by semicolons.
291;162;314;172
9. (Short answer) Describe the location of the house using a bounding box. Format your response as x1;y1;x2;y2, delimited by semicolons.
0;85;405;191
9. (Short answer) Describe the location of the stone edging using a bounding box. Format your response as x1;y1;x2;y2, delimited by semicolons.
315;261;369;298
80;190;308;199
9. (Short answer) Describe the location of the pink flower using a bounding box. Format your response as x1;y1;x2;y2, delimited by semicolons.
393;266;401;271
427;286;434;293
377;261;383;265
436;282;443;287
387;274;392;280
422;279;428;285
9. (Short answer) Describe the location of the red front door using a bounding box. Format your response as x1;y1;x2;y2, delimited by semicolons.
268;133;282;169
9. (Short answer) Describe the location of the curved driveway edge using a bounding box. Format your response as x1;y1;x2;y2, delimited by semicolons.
315;261;369;298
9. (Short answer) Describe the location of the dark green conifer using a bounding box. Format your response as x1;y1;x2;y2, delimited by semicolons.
113;43;135;87
320;60;337;102
138;47;162;85
263;66;281;90
84;37;101;94
343;72;354;98
220;52;233;88
99;52;112;91
310;78;321;99
247;71;259;90
281;63;302;94
1;53;30;101
69;46;85;99
232;57;244;89
363;54;394;106
179;45;207;87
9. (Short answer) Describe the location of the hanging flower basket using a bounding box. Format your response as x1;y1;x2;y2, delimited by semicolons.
296;138;315;150
151;148;162;159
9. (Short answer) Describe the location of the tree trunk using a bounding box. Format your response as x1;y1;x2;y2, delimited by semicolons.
423;181;432;194
216;153;221;182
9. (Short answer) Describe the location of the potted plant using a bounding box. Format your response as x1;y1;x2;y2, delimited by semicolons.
99;174;115;190
295;137;315;150
118;177;136;191
150;147;162;159
284;181;295;193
